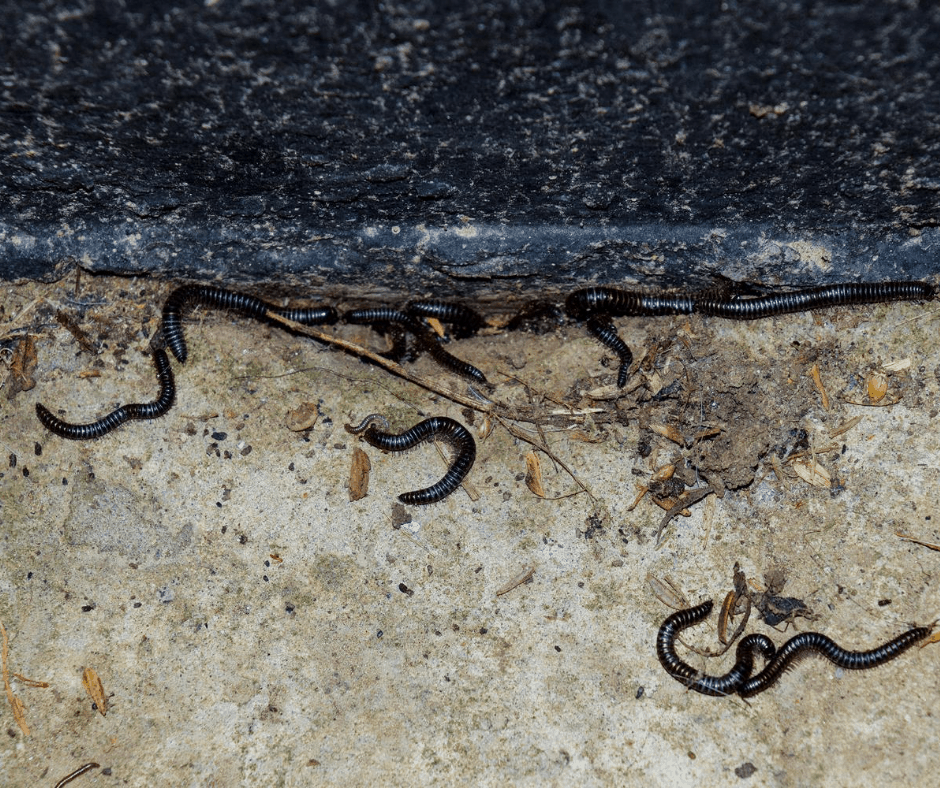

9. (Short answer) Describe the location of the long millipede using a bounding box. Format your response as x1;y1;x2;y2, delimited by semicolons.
344;415;476;504
738;625;932;698
585;315;633;388
406;300;484;338
52;762;100;788
162;284;337;363
655;600;776;697
694;281;935;321
344;307;488;384
35;347;176;440
565;287;695;320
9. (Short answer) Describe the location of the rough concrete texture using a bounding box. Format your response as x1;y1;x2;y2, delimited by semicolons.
1;275;938;786
3;0;940;289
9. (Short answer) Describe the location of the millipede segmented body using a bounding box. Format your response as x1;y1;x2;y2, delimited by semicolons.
406;300;484;338
162;285;337;363
655;600;776;697
344;415;476;504
738;626;931;697
695;281;935;321
344;306;488;384
344;307;413;325
36;348;176;440
565;287;695;320
586;315;633;388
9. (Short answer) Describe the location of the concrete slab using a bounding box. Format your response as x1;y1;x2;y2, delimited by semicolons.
1;275;938;786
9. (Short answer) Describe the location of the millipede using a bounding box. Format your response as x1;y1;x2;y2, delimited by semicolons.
52;762;100;788
694;281;935;321
585;314;633;389
655;600;776;697
345;415;476;504
406;300;484;338
345;306;488;384
566;279;936;387
35;347;176;440
162;284;337;363
738;625;932;698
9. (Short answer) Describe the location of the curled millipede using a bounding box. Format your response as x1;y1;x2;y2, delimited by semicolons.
694;281;935;321
344;415;476;504
585;315;633;388
406;300;484;338
738;625;932;698
655;600;776;697
35;348;176;440
162;284;337;363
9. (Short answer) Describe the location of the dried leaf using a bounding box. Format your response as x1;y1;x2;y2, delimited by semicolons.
284;402;319;432
882;358;911;373
792;459;831;488
809;362;830;411
867;371;888;403
524;451;546;498
349;447;371;501
7;336;37;398
649;423;685;446
82;667;107;716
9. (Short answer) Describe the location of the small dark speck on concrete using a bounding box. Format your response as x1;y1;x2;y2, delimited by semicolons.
34;442;41;456
81;604;95;612
26;572;32;580
239;535;248;545
878;598;892;606
554;645;561;652
62;477;68;485
216;501;223;508
636;686;644;699
211;431;228;440
376;630;383;639
21;468;29;478
288;462;295;471
263;575;269;582
285;604;295;614
735;762;758;779
133;602;142;608
7;453;14;468
398;583;414;596
479;628;488;635
240;445;253;456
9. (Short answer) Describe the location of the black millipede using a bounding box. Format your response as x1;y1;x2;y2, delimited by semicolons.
695;281;935;321
344;307;489;385
585;315;633;388
344;307;413;325
656;600;776;697
565;287;696;320
738;625;932;698
162;284;337;363
35;347;176;440
406;300;484;338
344;415;476;505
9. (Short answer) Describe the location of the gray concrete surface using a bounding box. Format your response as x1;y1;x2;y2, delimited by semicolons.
1;276;938;786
